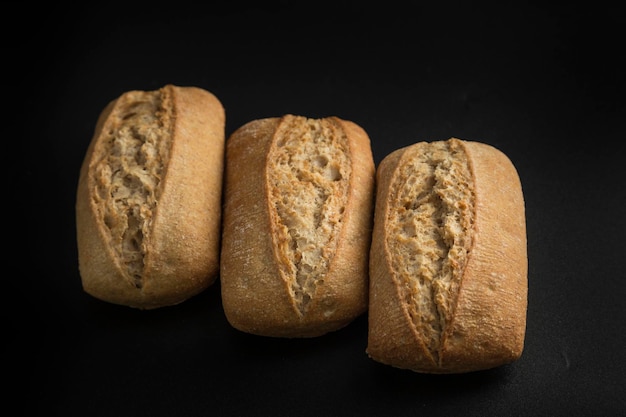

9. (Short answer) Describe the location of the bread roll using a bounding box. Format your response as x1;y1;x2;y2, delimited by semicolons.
367;138;527;373
76;84;225;309
220;114;375;337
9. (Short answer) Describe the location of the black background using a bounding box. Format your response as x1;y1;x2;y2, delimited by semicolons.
12;1;625;416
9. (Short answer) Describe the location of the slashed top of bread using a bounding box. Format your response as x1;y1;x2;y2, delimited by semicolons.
266;115;351;316
386;138;475;363
90;88;174;288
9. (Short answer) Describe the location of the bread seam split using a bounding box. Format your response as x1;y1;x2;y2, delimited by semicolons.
386;139;475;364
267;115;351;316
91;87;174;288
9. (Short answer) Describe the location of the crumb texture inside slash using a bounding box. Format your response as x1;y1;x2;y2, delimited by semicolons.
267;116;351;315
91;89;174;288
386;140;475;363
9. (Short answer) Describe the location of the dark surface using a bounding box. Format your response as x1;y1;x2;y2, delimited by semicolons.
13;2;625;416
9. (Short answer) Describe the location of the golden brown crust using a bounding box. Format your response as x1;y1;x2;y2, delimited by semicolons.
220;114;375;337
76;84;225;309
366;138;527;373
